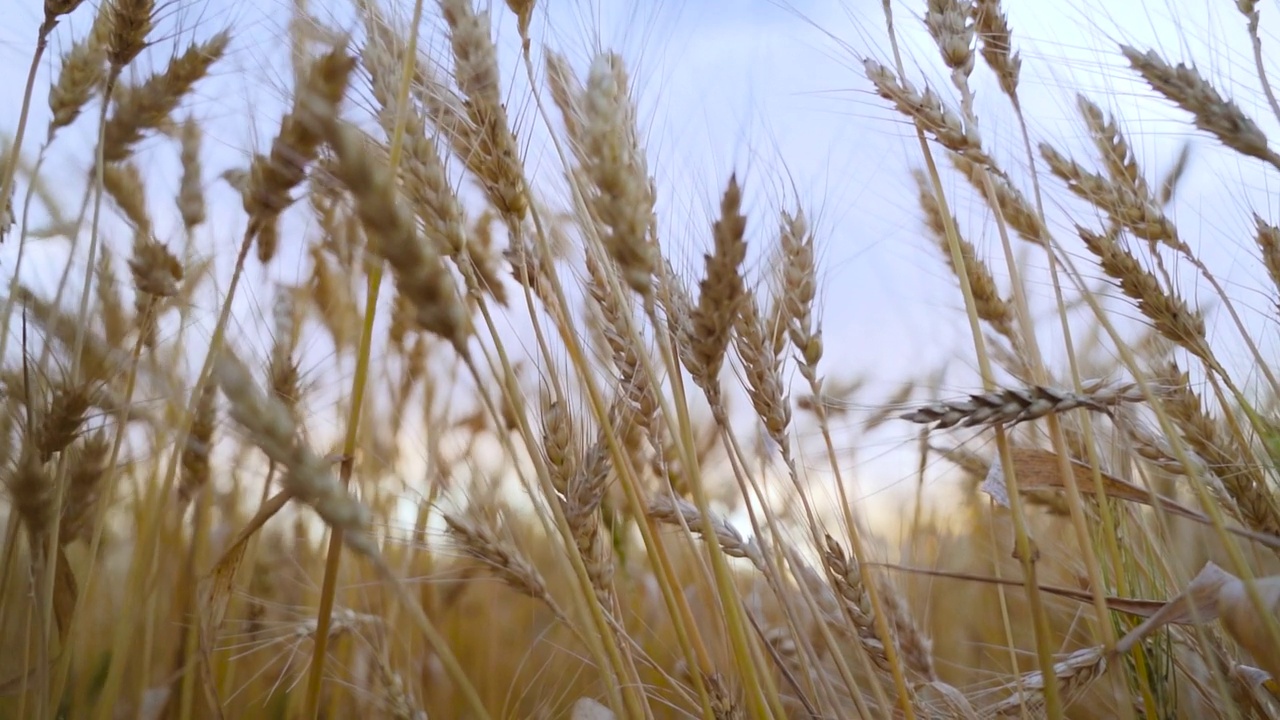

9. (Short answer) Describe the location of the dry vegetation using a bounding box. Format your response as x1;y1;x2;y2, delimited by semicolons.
4;0;1280;718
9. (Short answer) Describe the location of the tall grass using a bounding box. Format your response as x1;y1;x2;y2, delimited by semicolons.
4;0;1280;717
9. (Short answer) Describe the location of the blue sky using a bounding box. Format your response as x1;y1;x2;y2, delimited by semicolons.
3;0;1280;529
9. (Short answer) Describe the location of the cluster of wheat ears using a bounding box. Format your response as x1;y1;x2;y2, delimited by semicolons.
5;0;1280;717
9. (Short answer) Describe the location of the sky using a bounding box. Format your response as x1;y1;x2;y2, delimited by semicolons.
3;0;1280;536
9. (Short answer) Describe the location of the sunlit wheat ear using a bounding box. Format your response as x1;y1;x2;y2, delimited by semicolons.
1253;215;1280;301
103;31;230;162
178;381;215;507
244;45;357;264
734;296;789;450
373;651;426;720
128;230;182;349
213;351;378;558
101;161;150;234
684;175;748;403
573;52;657;298
7;444;53;555
924;0;975;77
648;492;764;567
362;32;504;307
442;511;571;624
565;437;614;597
310;115;472;353
817;535;894;673
48;8;108;140
1073;226;1211;360
951;154;1048;247
540;396;577;496
912;168;1016;346
35;382;94;462
437;0;527;222
900;381;1146;429
863;59;993;168
545;51;584;143
176;117;206;230
974;0;1020;97
59;432;110;546
1077;96;1145;194
700;671;743;720
1158;364;1280;534
105;0;154;71
1121;45;1280;167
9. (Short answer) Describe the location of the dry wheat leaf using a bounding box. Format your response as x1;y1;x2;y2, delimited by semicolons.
1009;447;1280;550
1114;562;1235;656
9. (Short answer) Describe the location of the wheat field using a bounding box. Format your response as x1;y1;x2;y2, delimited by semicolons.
3;0;1280;718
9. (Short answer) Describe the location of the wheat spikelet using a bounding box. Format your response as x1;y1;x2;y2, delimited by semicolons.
1122;45;1280;167
59;433;110;545
565;438;613;596
990;646;1108;716
103;31;229;162
864;59;993;167
1254;215;1280;300
7;441;53;558
648;492;763;566
1074;226;1210;360
685;175;748;398
128;232;182;347
575;52;657;297
48;13;108;139
214;351;377;557
951;154;1048;246
901;381;1145;429
102;161;150;234
105;0;154;70
243;45;357;263
442;510;570;623
178;381;215;506
735;296;790;449
924;0;975;76
439;0;528;221
913;168;1015;343
312;116;471;353
176;117;206;230
35;382;93;462
974;0;1020;96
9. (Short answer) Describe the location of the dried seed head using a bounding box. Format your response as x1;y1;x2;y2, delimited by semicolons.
244;45;357;262
973;0;1020;96
48;23;107;138
8;449;53;549
901;381;1146;429
106;0;154;70
437;0;527;220
37;383;95;461
925;0;976;77
686;175;748;395
179;381;216;505
864;60;992;167
1122;45;1280;166
317;118;472;352
60;433;110;545
577;52;656;297
103;30;229;162
176;117;206;229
